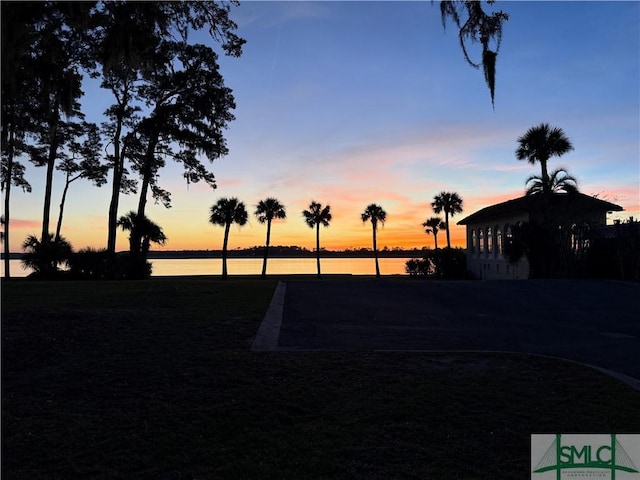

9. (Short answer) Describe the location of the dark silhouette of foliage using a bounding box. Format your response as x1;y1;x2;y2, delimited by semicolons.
255;198;287;277
431;191;464;249
1;159;31;279
514;124;576;277
1;2;92;280
516;123;574;197
439;0;509;107
361;203;387;278
67;247;111;280
209;197;248;279
423;216;445;250
406;247;468;279
303;201;332;278
55;122;107;241
21;233;73;278
117;210;167;279
95;2;245;263
583;218;639;281
502;220;559;279
526;168;578;196
405;257;432;277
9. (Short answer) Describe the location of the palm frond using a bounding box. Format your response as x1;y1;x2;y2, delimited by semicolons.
302;201;331;228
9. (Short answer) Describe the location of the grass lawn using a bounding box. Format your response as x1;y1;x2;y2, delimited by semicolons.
2;276;639;479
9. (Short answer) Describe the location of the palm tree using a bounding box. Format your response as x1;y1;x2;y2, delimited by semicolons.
117;211;167;278
209;197;248;279
516;123;574;196
302;201;332;278
526;168;578;196
255;197;286;277
117;211;167;254
361;203;387;278
431;192;464;249
21;233;73;277
423;216;445;250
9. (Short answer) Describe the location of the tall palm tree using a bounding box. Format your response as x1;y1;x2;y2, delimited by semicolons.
302;201;332;278
431;192;464;249
516;123;574;196
526;168;578;196
255;197;286;277
423;216;445;250
361;203;387;278
209;197;248;279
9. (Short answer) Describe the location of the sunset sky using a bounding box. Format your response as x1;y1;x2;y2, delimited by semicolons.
6;1;639;253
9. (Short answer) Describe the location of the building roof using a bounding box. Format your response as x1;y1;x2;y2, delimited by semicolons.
457;192;623;225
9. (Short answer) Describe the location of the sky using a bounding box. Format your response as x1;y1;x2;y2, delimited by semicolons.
6;1;640;253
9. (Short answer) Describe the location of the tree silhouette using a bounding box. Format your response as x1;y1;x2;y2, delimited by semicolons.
117;210;167;278
21;233;73;278
255;197;286;277
439;1;509;107
96;2;245;260
361;203;387;278
117;211;167;256
423;216;445;250
55;122;107;241
1;159;31;279
516;124;575;277
209;197;248;279
431;192;464;249
516;123;574;197
526;168;578;196
302;201;332;278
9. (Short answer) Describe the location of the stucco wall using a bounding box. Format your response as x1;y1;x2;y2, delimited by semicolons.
465;212;530;280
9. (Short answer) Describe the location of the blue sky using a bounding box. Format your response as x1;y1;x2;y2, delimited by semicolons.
7;1;639;252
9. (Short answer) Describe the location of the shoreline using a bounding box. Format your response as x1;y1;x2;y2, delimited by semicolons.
1;249;432;261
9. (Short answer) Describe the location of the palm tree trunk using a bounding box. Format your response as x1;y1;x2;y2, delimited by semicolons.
540;159;550;193
434;232;439;250
3;144;12;280
372;224;380;278
261;220;271;277
315;223;321;278
445;211;451;248
222;222;230;279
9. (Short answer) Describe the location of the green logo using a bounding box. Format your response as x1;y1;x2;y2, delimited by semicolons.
531;434;640;480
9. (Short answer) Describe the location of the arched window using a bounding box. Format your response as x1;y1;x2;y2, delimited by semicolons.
479;228;485;254
486;227;493;255
471;229;477;254
495;227;502;255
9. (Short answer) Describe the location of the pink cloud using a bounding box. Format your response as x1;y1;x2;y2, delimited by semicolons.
5;218;40;230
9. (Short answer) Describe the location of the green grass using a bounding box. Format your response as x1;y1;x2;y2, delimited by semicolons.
2;277;639;479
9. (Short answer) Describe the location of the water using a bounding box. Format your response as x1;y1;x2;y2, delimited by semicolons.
1;257;413;278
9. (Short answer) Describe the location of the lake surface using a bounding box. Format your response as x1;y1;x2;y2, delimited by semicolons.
1;257;413;278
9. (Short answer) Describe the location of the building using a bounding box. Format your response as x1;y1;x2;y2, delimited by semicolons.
457;192;623;279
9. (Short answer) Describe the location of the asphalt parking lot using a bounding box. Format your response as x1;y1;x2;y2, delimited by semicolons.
255;278;640;381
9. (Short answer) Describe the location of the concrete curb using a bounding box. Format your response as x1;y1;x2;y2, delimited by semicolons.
251;281;286;351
